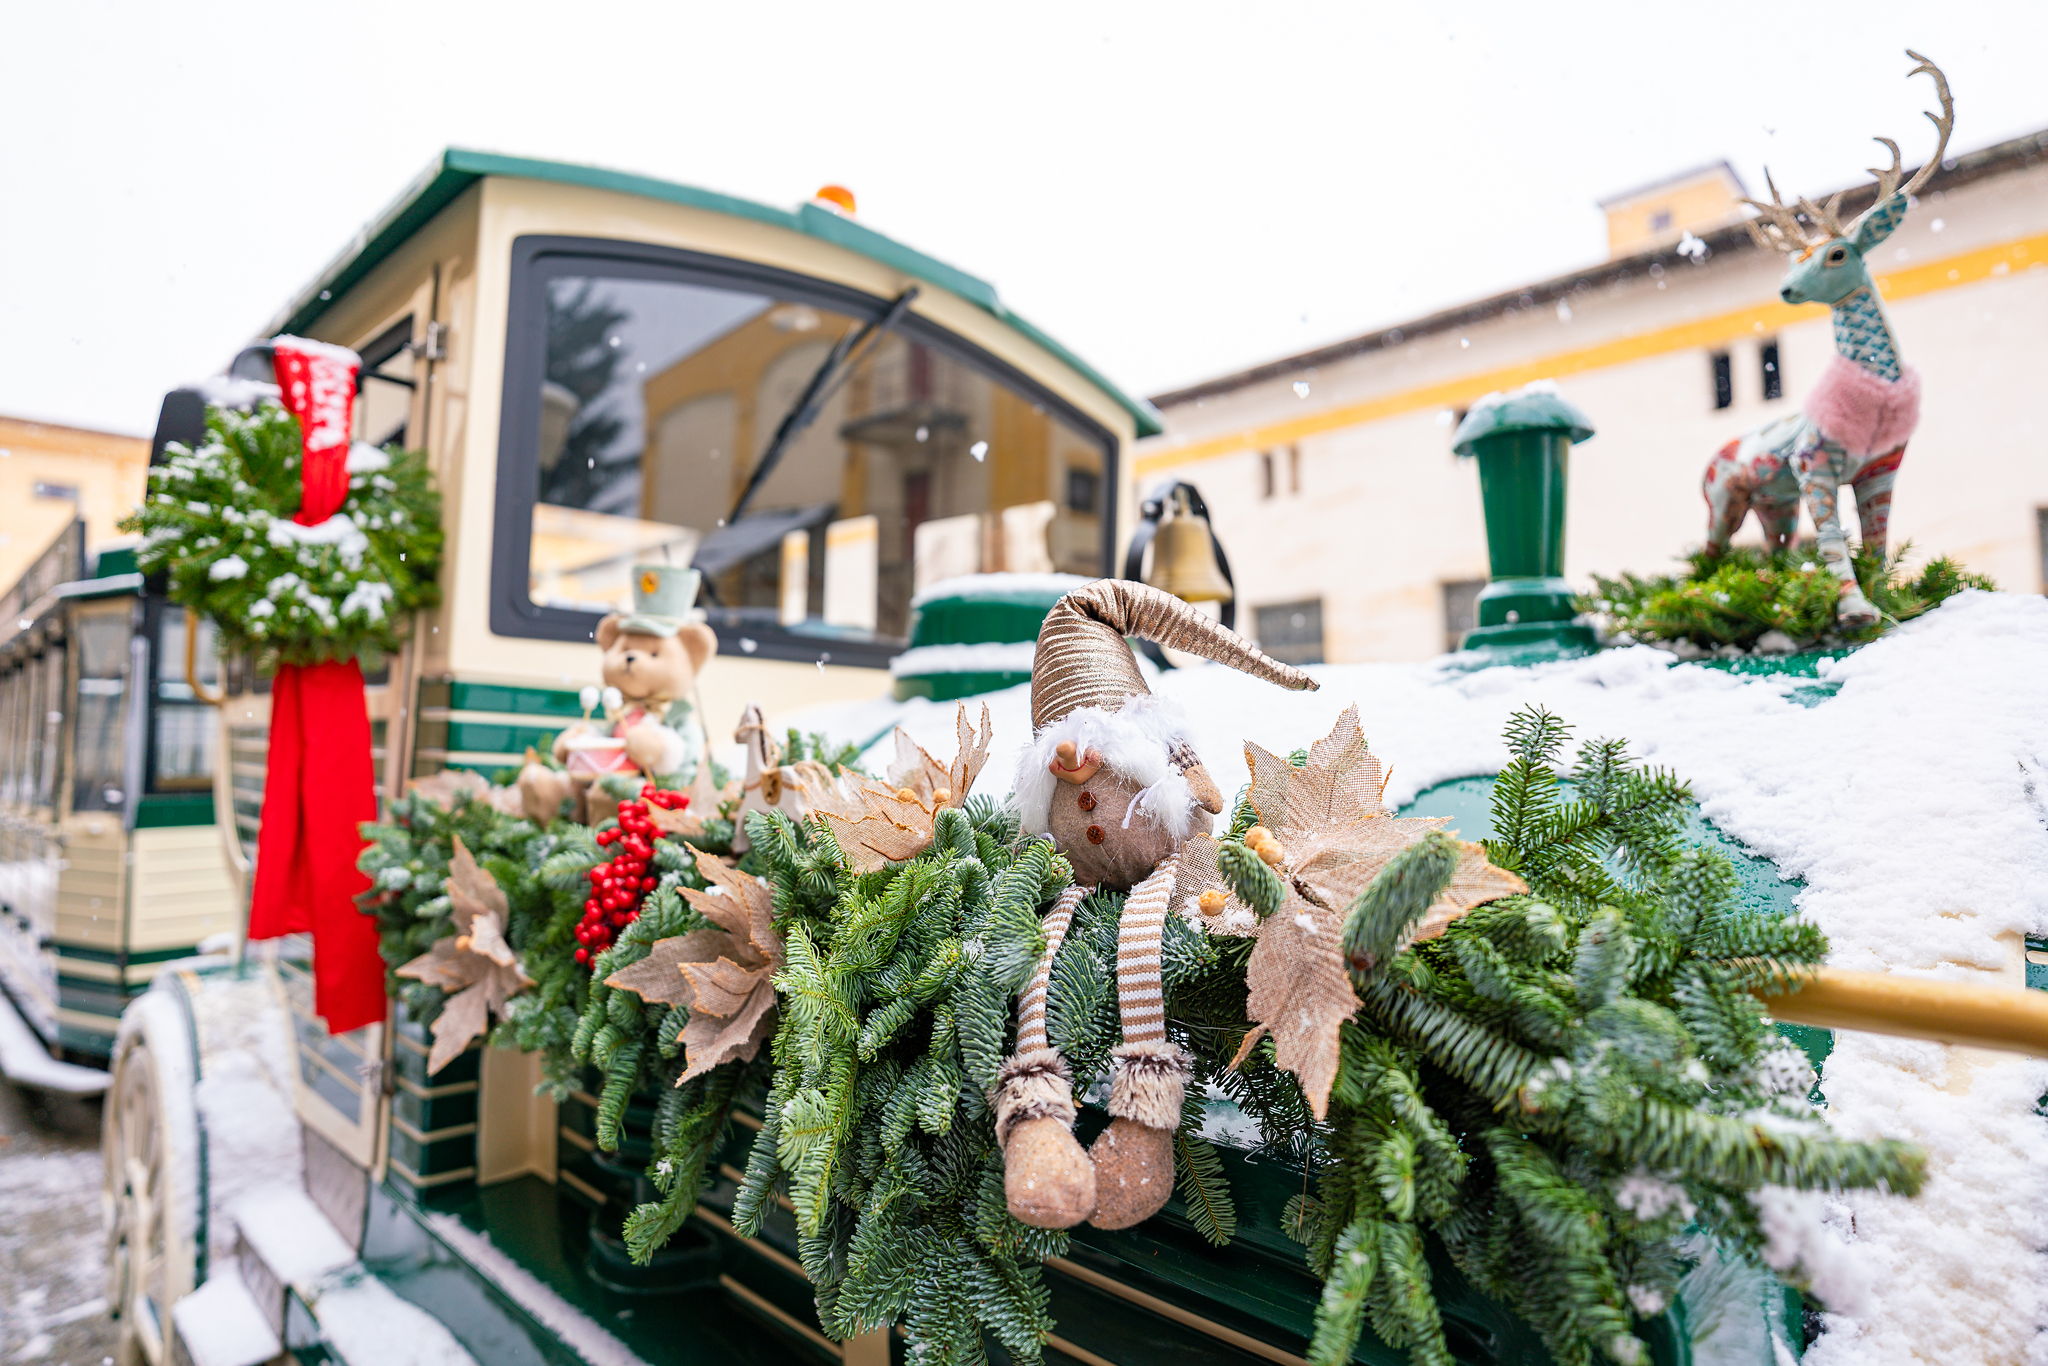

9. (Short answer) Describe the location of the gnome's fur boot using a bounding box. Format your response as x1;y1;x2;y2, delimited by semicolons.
995;1050;1095;1228
998;884;1095;1228
1087;1041;1190;1229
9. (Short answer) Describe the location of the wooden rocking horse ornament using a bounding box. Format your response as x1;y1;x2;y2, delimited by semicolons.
1701;51;1953;626
995;580;1317;1229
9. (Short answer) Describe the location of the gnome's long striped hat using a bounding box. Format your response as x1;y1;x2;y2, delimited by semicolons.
1015;580;1317;836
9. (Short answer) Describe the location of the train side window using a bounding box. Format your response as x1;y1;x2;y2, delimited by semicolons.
0;665;18;808
70;602;132;812
150;607;217;793
493;241;1118;659
355;317;417;449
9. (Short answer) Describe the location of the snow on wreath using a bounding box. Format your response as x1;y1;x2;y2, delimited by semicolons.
121;401;442;668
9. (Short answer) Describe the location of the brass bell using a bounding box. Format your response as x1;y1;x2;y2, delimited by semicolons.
1145;488;1234;604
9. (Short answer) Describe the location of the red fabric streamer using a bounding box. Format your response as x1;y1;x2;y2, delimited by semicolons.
248;660;386;1033
247;337;387;1034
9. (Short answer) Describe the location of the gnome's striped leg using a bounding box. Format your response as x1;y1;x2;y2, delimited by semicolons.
1089;855;1191;1229
997;884;1096;1229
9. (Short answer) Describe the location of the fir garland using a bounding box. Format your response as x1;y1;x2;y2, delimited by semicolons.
121;402;442;667
364;711;1926;1366
722;707;1922;1366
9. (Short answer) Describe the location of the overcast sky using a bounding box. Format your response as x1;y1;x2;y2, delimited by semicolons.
2;1;2042;437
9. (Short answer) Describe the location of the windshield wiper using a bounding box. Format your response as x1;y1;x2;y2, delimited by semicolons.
726;286;921;526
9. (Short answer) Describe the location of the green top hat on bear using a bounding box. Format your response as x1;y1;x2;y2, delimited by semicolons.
617;565;703;638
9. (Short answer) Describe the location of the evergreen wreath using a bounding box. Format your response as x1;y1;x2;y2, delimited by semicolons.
121;402;442;667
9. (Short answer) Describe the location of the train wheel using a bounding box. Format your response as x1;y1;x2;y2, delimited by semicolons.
102;991;201;1366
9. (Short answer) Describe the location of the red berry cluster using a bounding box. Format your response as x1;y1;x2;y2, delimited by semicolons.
573;786;690;967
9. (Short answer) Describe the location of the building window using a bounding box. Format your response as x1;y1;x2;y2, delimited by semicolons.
1649;209;1674;233
1066;466;1100;515
1442;579;1485;652
1254;599;1323;666
1760;340;1783;401
1259;451;1276;499
1710;352;1734;410
1286;444;1301;495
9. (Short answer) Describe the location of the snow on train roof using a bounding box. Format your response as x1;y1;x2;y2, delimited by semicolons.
783;588;2048;1364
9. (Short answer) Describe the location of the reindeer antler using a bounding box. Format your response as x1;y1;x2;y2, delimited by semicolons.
1742;168;1828;257
1868;52;1954;200
1748;50;1954;255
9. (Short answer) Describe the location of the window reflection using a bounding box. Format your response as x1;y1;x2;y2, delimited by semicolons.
532;271;1108;640
152;607;216;792
70;603;130;812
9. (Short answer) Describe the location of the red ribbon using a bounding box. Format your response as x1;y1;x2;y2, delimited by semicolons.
247;660;386;1033
247;337;387;1035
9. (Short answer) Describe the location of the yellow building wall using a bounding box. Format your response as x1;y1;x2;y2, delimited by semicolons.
0;417;148;585
1604;167;1747;256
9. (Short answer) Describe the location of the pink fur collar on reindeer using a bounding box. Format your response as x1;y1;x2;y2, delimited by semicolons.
1805;355;1921;458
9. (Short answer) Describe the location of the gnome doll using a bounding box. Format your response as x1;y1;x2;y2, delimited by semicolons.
996;580;1316;1230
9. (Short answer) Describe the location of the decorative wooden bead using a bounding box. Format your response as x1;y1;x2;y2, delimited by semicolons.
1086;825;1106;844
1077;791;1096;811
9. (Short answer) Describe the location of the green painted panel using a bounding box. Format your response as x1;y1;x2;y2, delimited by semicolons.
56;943;201;966
95;546;139;578
908;595;1060;647
448;680;586;719
440;720;564;755
394;1085;479;1133
367;1176;833;1366
57;1023;114;1057
892;669;1032;702
56;978;142;1016
136;793;214;828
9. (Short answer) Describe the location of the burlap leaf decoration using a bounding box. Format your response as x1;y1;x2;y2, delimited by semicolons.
409;767;528;818
396;836;533;1074
811;704;992;873
607;849;784;1082
647;759;743;841
1220;707;1526;1118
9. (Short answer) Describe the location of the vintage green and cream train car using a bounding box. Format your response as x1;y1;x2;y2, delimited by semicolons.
0;521;240;1066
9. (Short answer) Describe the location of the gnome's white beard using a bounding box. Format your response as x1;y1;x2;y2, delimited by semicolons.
1013;694;1201;844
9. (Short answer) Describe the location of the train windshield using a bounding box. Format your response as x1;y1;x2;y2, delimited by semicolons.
526;268;1110;641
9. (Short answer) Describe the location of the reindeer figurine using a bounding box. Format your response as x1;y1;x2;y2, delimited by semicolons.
1700;51;1952;627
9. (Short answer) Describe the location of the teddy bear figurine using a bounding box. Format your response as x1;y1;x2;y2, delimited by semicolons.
519;565;717;826
997;580;1316;1231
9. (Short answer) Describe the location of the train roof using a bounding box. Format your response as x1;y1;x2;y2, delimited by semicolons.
262;148;1162;438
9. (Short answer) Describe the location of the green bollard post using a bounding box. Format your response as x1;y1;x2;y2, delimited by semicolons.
1451;385;1598;658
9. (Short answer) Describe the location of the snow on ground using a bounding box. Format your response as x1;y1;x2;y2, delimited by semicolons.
786;589;2048;1366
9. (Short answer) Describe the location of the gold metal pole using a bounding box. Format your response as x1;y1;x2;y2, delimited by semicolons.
1760;966;2048;1058
183;614;224;706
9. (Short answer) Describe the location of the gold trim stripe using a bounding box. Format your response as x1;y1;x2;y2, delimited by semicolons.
557;1169;608;1206
1045;1256;1308;1366
1135;231;2047;475
719;1274;843;1359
